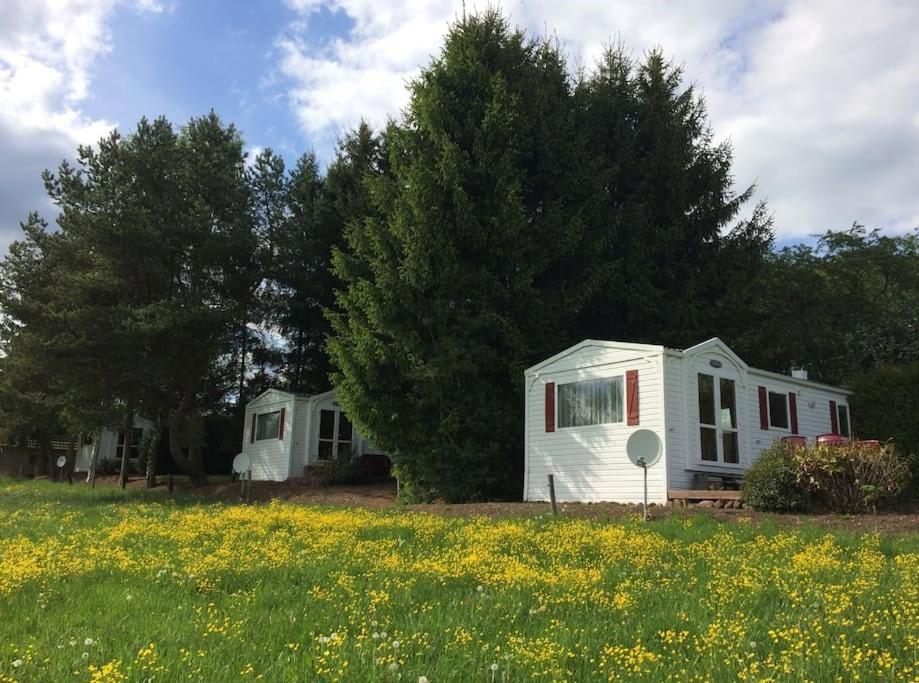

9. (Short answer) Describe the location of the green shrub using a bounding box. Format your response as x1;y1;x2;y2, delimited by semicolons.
850;361;919;492
392;463;437;503
792;442;910;513
742;443;807;512
321;448;363;486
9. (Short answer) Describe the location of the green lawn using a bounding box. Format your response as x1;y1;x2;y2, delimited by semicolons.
0;478;917;682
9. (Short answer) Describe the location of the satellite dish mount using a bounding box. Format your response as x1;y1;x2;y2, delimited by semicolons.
232;453;252;503
626;429;662;521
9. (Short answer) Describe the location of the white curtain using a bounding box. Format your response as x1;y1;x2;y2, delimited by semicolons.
558;377;623;427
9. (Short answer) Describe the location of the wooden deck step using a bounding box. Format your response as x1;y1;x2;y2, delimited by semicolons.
668;489;742;501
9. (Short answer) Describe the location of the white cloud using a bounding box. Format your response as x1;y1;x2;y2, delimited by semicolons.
277;0;455;135
277;0;919;239
0;0;163;250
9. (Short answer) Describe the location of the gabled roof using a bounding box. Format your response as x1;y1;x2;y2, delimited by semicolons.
525;339;665;374
680;337;749;371
527;336;851;395
246;387;318;408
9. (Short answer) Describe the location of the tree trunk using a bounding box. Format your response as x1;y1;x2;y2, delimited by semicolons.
145;418;161;489
88;432;102;487
44;439;53;478
168;387;208;486
119;409;134;490
238;316;247;407
67;436;76;484
294;328;304;391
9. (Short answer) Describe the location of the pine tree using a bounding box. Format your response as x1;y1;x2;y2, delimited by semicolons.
272;152;333;393
573;48;771;347
2;114;257;486
329;13;589;500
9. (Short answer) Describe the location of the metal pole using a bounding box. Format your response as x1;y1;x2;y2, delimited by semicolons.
642;463;648;521
548;474;558;516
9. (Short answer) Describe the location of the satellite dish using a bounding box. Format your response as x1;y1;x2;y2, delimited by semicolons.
627;429;662;522
626;429;662;468
232;453;250;474
56;455;67;468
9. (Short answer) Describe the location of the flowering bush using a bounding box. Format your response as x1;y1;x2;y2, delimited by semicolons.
742;443;807;512
792;441;910;513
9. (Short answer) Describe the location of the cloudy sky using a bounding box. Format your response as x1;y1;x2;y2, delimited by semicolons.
2;0;917;252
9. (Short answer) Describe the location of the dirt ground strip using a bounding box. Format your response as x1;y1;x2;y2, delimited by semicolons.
81;475;919;534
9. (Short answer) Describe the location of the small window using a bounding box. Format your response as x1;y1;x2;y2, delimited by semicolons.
837;404;850;437
116;428;144;460
768;391;789;429
557;377;623;428
255;411;281;440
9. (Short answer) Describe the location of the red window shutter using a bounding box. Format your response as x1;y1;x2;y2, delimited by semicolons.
829;400;838;434
250;413;256;443
758;386;768;430
279;407;286;440
788;392;798;434
545;382;555;433
626;369;639;426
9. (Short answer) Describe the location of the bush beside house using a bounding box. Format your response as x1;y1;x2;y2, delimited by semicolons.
850;361;919;492
744;441;911;513
741;444;807;512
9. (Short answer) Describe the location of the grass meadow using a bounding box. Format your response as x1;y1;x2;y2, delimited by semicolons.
0;478;917;682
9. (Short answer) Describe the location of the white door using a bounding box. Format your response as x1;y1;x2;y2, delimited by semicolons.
696;370;740;465
316;409;354;461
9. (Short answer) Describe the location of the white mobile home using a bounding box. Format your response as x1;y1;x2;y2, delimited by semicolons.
241;388;382;481
74;416;156;473
524;338;853;504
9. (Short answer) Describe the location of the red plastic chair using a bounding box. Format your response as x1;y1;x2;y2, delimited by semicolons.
854;439;881;449
781;435;807;450
816;434;847;446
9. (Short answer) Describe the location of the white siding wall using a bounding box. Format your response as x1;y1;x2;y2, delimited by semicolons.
664;345;852;488
290;397;310;475
746;371;850;456
74;417;155;473
524;345;667;504
242;392;294;481
663;355;693;490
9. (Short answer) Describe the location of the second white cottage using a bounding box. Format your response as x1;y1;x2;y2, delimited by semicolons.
241;388;386;481
523;337;853;504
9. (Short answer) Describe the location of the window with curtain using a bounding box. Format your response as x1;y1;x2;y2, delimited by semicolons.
255;411;281;441
557;377;623;428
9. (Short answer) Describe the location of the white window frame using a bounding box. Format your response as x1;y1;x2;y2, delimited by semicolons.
837;403;851;437
697;372;742;467
316;409;354;461
555;375;625;431
766;389;791;432
255;410;281;441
